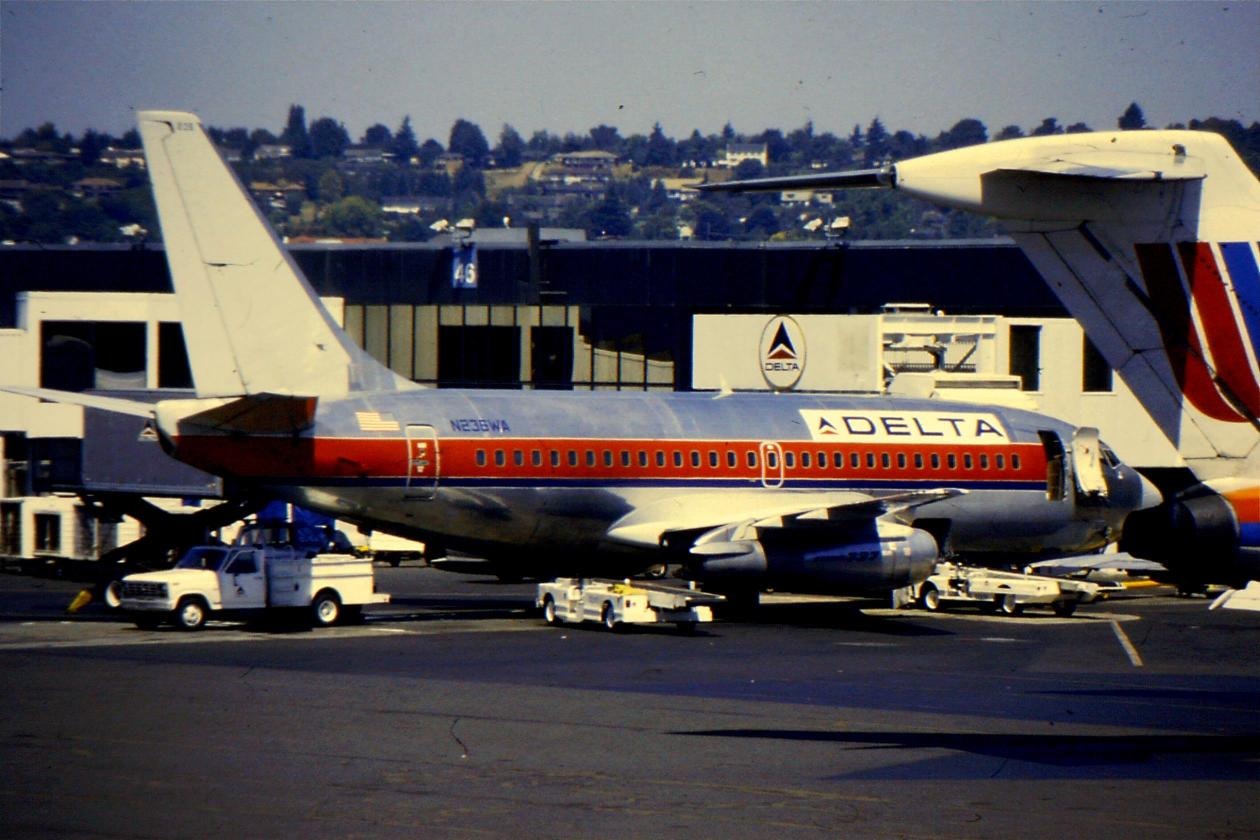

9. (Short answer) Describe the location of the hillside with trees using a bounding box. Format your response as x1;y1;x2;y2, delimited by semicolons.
2;102;1257;245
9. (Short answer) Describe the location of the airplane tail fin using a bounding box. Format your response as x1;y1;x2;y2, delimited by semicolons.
137;110;411;398
892;130;1260;472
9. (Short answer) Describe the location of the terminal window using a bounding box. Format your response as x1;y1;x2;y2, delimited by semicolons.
1082;335;1114;392
1009;325;1041;391
33;513;60;554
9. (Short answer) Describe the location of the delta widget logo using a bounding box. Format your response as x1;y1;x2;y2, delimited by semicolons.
760;315;806;390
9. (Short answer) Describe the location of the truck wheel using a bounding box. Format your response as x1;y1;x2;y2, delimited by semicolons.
998;594;1023;616
919;584;942;612
103;580;124;609
601;601;619;631
311;591;341;627
1052;599;1078;617
542;595;559;626
175;598;208;631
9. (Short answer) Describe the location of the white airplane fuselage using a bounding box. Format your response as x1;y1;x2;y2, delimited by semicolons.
158;387;1152;590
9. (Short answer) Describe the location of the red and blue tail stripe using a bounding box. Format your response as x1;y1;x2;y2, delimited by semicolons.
1136;241;1260;422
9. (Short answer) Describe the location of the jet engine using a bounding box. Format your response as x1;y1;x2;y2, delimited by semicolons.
1121;488;1260;590
689;519;939;595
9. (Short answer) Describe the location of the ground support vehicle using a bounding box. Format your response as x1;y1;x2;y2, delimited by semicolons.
119;542;389;630
537;578;724;631
897;562;1100;616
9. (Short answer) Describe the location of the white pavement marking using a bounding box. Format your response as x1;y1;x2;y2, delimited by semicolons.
1110;619;1144;667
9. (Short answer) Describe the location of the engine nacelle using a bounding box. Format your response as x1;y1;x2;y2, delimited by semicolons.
1121;488;1259;588
691;520;939;595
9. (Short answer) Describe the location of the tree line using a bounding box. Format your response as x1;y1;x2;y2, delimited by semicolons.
3;102;1258;244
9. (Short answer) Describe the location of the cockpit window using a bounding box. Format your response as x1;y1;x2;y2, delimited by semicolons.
1100;443;1120;468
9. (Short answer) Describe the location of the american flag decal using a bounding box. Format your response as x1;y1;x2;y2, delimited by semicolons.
356;411;400;432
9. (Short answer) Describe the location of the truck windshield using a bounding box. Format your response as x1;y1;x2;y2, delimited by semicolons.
176;547;229;572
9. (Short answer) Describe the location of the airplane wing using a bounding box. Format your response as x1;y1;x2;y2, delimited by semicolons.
1026;554;1168;575
697;167;891;194
605;487;963;549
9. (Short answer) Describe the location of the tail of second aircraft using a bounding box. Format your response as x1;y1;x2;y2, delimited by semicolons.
138;110;410;398
887;130;1260;477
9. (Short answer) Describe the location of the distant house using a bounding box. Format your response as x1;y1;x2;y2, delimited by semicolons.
340;146;393;173
5;148;75;166
99;147;146;169
652;177;703;203
551;150;618;173
249;180;305;210
72;177;124;199
254;144;293;161
721;143;768;168
380;195;449;215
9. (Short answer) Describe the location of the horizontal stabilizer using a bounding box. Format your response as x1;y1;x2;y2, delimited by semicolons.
698;167;891;194
0;386;156;418
157;393;317;436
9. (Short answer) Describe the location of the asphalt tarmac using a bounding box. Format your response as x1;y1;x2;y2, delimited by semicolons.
1;566;1257;839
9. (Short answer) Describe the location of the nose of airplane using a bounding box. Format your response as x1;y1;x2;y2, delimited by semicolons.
1137;472;1163;510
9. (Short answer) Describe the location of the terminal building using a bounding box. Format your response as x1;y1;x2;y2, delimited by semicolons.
0;238;1179;565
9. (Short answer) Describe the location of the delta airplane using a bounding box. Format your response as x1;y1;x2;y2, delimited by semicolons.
704;128;1259;589
6;111;1159;598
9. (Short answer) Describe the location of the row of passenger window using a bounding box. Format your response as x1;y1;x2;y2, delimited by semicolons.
472;446;1021;472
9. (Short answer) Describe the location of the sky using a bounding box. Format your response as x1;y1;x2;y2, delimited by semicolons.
2;0;1258;145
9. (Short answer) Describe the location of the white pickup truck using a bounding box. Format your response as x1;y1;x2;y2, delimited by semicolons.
119;535;389;630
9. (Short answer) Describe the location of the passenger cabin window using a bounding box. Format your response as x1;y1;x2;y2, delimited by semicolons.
709;451;719;468
833;452;844;469
494;450;505;467
881;453;891;469
476;450;486;467
639;451;649;468
656;451;666;467
690;450;700;468
586;450;596;467
914;453;923;469
897;453;906;469
963;454;974;470
1012;454;1021;470
979;454;989;470
747;451;758;469
568;450;578;467
996;454;1005;470
930;453;940;469
851;453;860;469
551;451;560;467
801;452;811;468
532;450;542;467
947;453;957;469
603;450;613;467
727;451;737;468
785;452;795;469
621;451;631;467
513;450;524;467
673;451;683;468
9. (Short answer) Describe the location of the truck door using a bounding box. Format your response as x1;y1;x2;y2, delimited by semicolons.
219;549;266;610
405;424;439;500
1070;426;1109;499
